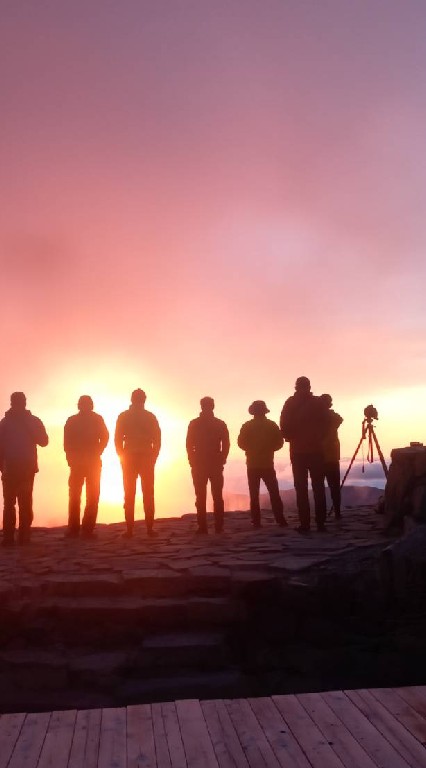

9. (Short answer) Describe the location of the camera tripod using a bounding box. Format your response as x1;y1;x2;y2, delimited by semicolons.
340;415;388;491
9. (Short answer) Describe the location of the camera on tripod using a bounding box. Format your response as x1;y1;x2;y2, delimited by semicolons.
364;404;378;422
340;403;388;493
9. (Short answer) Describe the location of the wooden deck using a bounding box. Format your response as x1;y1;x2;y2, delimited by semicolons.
2;687;426;767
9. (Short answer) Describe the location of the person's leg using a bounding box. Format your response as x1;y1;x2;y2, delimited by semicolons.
325;461;341;518
191;466;208;532
140;462;155;534
17;472;35;544
247;467;261;527
309;453;327;530
122;456;137;536
291;455;311;530
262;468;287;526
68;465;84;536
82;461;101;535
2;471;18;545
209;466;225;533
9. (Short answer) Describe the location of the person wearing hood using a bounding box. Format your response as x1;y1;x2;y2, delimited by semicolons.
115;389;161;538
0;392;48;546
186;396;230;534
64;395;109;539
280;377;328;533
238;400;287;529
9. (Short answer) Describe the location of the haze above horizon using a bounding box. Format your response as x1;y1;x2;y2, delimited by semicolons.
1;1;425;526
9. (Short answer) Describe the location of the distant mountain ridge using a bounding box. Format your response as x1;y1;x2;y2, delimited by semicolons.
224;485;383;512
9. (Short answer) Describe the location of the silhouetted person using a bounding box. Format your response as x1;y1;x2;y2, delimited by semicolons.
0;392;48;547
186;396;230;534
64;395;109;539
320;393;343;519
238;400;287;529
115;389;161;538
280;377;327;532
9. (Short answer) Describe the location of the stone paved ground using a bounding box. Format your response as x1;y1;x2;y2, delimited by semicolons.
0;506;391;599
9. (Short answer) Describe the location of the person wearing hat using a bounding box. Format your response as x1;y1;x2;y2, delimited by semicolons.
186;396;230;534
0;392;49;547
64;395;109;539
237;401;287;529
280;377;328;532
115;389;161;538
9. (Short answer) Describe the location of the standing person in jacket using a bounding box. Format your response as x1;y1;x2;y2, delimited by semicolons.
238;400;287;529
186;396;230;534
64;395;109;539
0;392;48;547
115;389;161;538
280;377;327;533
320;393;343;519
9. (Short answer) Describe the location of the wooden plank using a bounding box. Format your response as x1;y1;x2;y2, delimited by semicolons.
370;687;426;744
127;704;157;768
346;689;426;768
7;712;51;768
160;702;187;768
0;713;26;768
201;699;250;768
224;698;281;768
297;692;377;768
152;703;172;768
176;699;219;768
396;686;426;721
323;690;412;768
68;709;102;768
37;710;77;768
98;707;127;768
272;694;344;768
248;696;311;768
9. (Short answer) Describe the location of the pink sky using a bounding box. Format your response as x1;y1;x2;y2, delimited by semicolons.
1;2;426;524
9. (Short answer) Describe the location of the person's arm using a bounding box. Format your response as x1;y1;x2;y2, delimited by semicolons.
186;422;195;465
63;418;72;465
279;400;291;439
237;423;248;452
273;422;284;451
34;417;49;447
152;416;161;462
114;415;125;458
221;422;230;464
98;417;109;455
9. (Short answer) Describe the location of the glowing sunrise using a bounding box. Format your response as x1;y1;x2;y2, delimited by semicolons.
1;2;426;527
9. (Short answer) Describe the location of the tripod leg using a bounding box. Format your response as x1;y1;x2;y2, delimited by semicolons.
371;428;389;478
340;435;364;489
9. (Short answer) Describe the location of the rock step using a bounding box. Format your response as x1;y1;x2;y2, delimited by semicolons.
4;596;245;640
134;630;232;669
0;633;241;711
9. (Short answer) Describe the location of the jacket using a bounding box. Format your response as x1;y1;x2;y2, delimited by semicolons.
64;411;109;466
238;416;283;468
323;409;343;463
280;392;327;457
114;405;161;462
0;408;48;473
186;413;230;468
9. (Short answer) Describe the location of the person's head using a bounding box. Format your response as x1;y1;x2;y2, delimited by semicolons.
10;392;26;411
295;376;311;393
248;400;270;417
200;396;215;413
78;395;94;413
131;388;146;406
320;393;332;409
